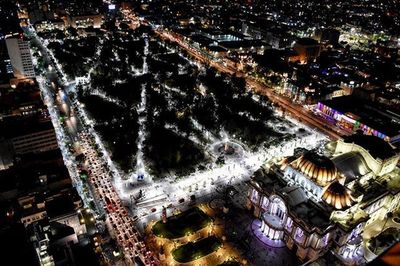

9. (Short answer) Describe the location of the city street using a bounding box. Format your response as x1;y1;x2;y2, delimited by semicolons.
29;26;157;265
155;29;347;140
31;16;327;266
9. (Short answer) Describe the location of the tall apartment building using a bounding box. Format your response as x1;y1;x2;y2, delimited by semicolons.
0;118;58;156
5;37;35;79
11;121;59;155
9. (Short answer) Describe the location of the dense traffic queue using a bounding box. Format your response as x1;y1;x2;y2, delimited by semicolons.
80;132;157;265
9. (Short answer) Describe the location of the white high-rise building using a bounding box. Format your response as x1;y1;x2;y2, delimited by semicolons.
5;37;35;79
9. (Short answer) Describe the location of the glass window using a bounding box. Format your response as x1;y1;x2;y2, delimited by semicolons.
286;217;293;230
251;189;259;203
322;233;329;246
295;227;305;243
295;227;303;238
261;196;269;210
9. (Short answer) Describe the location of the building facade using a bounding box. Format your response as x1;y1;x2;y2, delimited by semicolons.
246;134;400;264
315;98;400;144
293;38;321;64
34;20;66;33
12;126;58;155
66;14;103;29
5;37;35;79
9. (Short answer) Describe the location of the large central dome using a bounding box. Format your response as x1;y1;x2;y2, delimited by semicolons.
295;152;338;186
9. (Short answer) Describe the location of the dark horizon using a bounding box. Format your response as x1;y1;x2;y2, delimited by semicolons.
0;1;399;266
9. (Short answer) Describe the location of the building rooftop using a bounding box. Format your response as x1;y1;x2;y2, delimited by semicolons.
0;83;44;116
321;180;355;210
0;2;21;36
189;34;213;47
0;151;71;195
49;222;76;242
199;28;244;39
0;116;54;139
34;19;65;25
0;148;70;189
333;151;370;181
290;200;332;232
218;39;266;50
320;96;400;138
353;180;390;204
46;195;76;220
343;134;397;160
295;38;319;46
294;152;338;186
0;223;39;266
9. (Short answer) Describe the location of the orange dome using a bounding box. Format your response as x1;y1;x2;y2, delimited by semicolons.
296;152;337;186
321;181;355;209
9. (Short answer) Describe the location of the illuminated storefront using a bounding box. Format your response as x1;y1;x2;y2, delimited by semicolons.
316;102;390;141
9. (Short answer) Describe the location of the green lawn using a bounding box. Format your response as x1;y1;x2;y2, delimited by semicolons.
152;207;212;239
172;235;222;263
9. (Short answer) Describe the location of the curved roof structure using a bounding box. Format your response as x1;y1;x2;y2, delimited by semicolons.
344;134;396;160
296;152;338;186
333;151;370;181
321;181;355;209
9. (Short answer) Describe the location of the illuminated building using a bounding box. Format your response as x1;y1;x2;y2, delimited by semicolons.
64;14;103;29
246;134;400;264
315;96;400;144
5;36;35;79
1;119;59;155
34;19;66;33
218;40;267;55
293;38;321;64
314;28;340;45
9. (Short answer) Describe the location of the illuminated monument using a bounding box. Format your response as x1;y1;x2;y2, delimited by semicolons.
246;134;400;264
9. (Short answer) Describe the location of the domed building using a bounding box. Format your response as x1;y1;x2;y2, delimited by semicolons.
295;153;338;186
282;151;343;201
321;181;355;210
246;134;400;264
